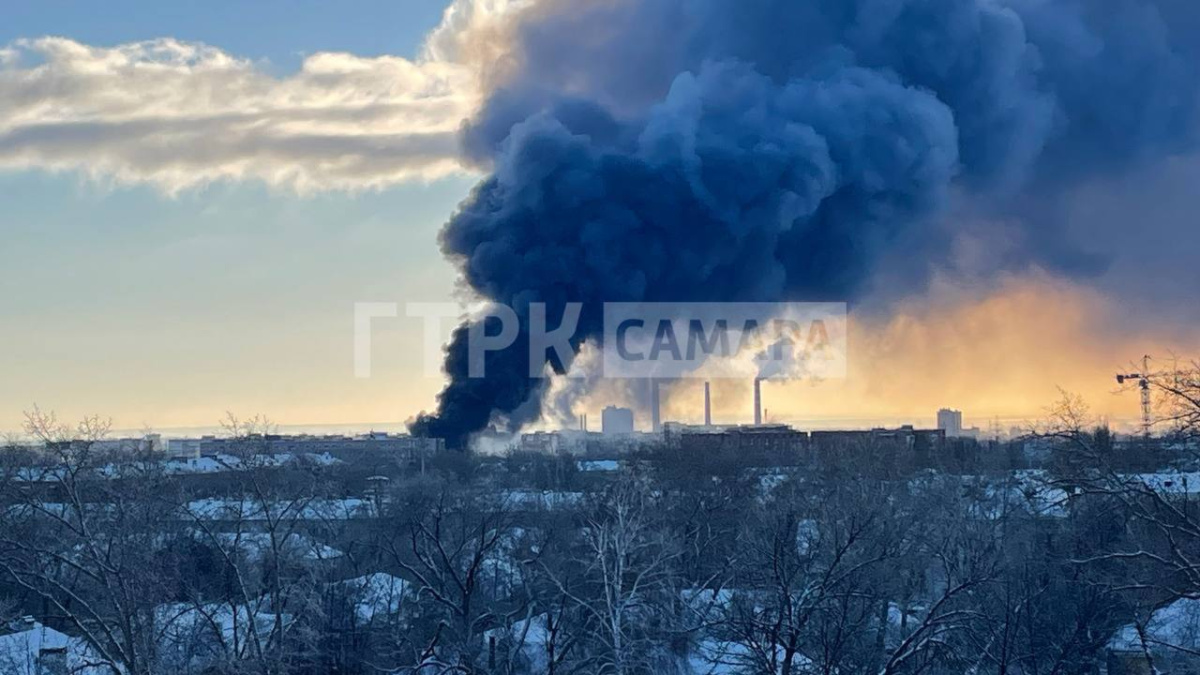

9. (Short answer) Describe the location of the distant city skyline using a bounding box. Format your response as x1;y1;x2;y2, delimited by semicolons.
49;407;1148;443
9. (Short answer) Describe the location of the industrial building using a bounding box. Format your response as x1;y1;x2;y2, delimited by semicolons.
519;429;658;455
601;406;635;435
664;422;808;455
522;377;955;461
165;433;443;463
810;426;947;454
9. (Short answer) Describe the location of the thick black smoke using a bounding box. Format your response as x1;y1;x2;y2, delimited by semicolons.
412;0;1199;449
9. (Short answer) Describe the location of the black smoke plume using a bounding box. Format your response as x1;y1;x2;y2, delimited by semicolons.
412;0;1199;449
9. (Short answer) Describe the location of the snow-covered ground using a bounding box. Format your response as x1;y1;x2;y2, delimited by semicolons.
1110;597;1200;653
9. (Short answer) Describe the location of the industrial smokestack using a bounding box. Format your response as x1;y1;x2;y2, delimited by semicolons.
753;378;762;426
651;379;661;433
704;381;712;427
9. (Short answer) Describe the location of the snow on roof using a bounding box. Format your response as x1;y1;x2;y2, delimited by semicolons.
577;459;619;472
484;613;550;644
946;472;1070;519
158;600;293;648
0;619;106;675
1124;473;1200;495
336;573;412;623
0;618;69;655
495;490;584;510
689;639;812;675
182;497;372;521
9;451;347;482
1111;597;1200;653
198;531;344;562
164;452;344;474
164;455;235;474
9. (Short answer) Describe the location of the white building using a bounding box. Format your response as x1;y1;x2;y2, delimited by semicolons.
167;436;208;459
937;408;964;438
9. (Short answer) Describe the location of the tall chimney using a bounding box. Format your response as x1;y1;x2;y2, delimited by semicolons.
704;381;712;426
651;379;661;433
753;378;762;426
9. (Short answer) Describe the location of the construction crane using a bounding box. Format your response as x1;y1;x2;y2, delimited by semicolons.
1116;355;1163;440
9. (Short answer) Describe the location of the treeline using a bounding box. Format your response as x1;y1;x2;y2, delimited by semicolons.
1;396;1200;674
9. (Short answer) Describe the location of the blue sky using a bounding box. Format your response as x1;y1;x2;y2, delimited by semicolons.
0;1;480;432
2;1;451;67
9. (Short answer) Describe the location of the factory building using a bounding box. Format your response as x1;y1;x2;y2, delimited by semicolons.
664;422;808;455
602;406;635;435
810;425;946;454
518;429;660;456
165;433;444;463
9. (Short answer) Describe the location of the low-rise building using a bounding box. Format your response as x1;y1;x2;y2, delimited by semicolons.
665;423;809;455
166;433;444;464
0;617;71;675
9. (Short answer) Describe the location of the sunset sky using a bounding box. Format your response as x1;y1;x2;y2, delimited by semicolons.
3;0;1198;436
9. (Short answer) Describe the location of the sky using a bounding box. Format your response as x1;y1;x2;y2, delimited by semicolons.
0;1;451;67
0;1;476;433
2;0;1197;436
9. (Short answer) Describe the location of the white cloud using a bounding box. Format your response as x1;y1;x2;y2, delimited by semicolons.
424;0;533;69
0;2;531;193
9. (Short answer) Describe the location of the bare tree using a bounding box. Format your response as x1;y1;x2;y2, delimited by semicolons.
709;476;907;675
0;408;173;675
538;478;681;675
164;413;337;674
372;481;525;674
